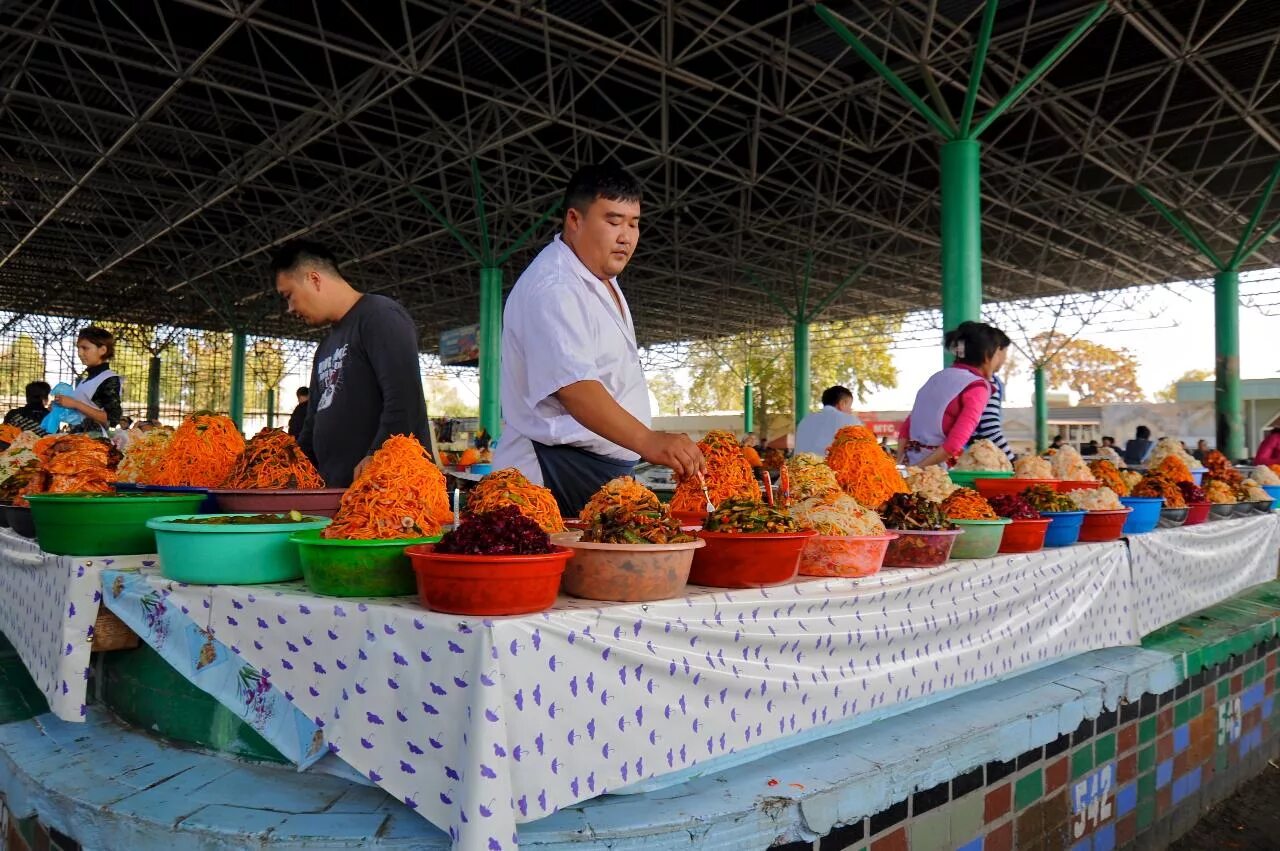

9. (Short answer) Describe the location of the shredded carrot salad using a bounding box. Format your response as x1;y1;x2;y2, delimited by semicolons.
222;428;324;489
940;487;997;520
669;429;757;512
118;428;175;484
1151;455;1193;485
825;425;909;509
466;467;565;533
741;445;763;467
580;476;662;526
1088;459;1130;497
149;414;246;487
323;435;452;539
0;424;21;444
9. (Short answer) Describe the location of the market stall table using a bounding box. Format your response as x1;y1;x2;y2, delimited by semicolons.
0;527;151;721
1127;512;1280;635
104;540;1134;851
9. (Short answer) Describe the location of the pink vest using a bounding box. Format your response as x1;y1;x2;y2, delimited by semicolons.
905;367;989;464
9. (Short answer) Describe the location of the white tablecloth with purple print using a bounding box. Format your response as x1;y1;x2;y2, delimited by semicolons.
1127;513;1279;635
124;540;1135;850
0;527;154;721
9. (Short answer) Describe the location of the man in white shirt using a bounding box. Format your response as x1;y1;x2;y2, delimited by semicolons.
794;385;862;456
495;163;704;515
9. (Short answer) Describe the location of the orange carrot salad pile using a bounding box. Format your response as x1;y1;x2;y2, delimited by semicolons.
669;429;758;512
825;425;909;509
149;414;246;487
466;467;565;532
222;428;324;489
323;435;452;539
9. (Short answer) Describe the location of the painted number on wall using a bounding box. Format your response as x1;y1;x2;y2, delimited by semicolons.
1217;697;1242;746
1071;762;1115;839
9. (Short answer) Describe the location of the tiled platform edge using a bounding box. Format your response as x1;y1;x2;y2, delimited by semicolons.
774;581;1280;851
0;583;1278;851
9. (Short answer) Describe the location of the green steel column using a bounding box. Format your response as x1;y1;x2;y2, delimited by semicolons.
1214;269;1243;460
743;384;754;435
266;387;276;429
479;267;503;440
229;331;246;430
146;355;161;422
793;319;810;425
941;139;983;360
1034;365;1048;454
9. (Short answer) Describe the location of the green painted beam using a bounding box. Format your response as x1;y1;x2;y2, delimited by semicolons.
1034;364;1048;454
1214;269;1244;459
229;331;246;430
409;187;482;264
1237;215;1280;266
479;267;503;441
471;159;494;266
266;387;276;429
1228;161;1280;268
794;318;811;426
743;383;754;436
940;139;983;357
970;1;1109;138
1133;185;1227;270
959;0;1000;137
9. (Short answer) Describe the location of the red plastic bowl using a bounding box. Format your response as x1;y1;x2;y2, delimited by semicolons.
405;544;571;615
1183;502;1211;526
672;509;708;527
998;518;1052;553
1054;480;1101;494
689;529;815;588
975;478;1058;499
1077;508;1133;542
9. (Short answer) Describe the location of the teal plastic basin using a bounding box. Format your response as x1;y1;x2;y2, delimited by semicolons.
147;514;331;585
948;469;1013;490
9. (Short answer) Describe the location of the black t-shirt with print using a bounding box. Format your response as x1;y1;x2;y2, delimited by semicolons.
298;294;429;487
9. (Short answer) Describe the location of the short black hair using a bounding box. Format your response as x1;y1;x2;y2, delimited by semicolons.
297;386;310;398
563;163;643;216
78;326;115;361
269;239;341;276
25;380;50;406
821;386;853;407
1102;435;1115;445
1135;425;1151;440
944;321;1008;367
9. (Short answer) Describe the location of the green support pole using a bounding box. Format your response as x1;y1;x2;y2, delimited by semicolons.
479;267;503;440
1214;269;1243;460
743;383;754;436
793;319;810;426
941;139;983;357
266;387;276;430
1034;365;1048;454
229;331;246;431
146;355;161;422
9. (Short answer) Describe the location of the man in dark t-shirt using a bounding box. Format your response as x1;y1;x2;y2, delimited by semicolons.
4;380;51;435
271;240;429;487
287;386;309;438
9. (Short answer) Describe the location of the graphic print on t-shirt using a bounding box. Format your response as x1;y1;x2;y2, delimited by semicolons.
316;343;348;412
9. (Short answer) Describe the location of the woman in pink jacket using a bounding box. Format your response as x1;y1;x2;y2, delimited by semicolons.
900;322;1011;468
1256;428;1280;466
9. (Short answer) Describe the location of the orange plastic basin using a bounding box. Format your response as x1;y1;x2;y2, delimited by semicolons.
997;518;1052;553
1183;502;1212;526
1077;508;1132;542
689;530;815;588
406;545;570;616
975;478;1058;499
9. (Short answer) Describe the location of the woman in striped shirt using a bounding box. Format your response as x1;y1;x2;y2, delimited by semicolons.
970;331;1014;462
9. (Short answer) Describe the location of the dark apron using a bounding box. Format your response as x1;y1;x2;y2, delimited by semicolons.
532;442;636;518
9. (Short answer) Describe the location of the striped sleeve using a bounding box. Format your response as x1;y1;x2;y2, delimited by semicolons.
971;376;1014;461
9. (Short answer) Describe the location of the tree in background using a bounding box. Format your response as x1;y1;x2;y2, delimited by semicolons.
0;334;47;397
1034;332;1145;404
1154;369;1213;403
658;317;899;438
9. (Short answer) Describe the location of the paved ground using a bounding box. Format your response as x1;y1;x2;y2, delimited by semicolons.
1170;761;1280;850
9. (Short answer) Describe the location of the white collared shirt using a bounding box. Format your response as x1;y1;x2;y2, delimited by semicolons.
494;234;651;484
793;405;863;456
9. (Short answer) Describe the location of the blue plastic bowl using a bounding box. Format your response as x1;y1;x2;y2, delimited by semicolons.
1261;484;1280;511
469;463;493;476
1041;510;1087;547
1119;497;1164;534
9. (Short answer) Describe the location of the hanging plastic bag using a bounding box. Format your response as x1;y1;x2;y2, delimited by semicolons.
40;382;86;433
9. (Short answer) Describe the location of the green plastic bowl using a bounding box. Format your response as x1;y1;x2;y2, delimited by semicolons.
26;492;209;556
948;518;1012;559
147;514;331;585
291;529;442;597
948;470;1013;489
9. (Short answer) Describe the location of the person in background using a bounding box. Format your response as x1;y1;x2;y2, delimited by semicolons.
1049;434;1065;451
112;416;134;452
288;386;309;438
1081;439;1099;456
970;328;1014;462
1255;428;1280;466
53;326;123;437
1101;436;1116;450
1122;425;1153;466
4;381;51;434
794;385;861;455
900;321;1008;467
494;163;703;516
1192;438;1210;463
272;240;430;487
